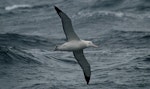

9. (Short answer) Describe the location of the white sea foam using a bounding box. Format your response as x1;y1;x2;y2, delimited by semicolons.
75;10;125;19
5;4;32;11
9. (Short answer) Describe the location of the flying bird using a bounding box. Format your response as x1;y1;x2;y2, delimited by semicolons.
54;6;98;84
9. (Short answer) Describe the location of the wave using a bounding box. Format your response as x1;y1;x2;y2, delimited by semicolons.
128;55;150;72
0;46;41;64
90;0;124;9
3;0;150;13
4;4;51;11
133;55;150;62
88;0;150;12
55;58;77;65
144;55;150;62
136;5;150;11
0;4;51;17
0;33;53;50
75;10;125;19
96;30;150;48
74;10;150;24
31;4;51;9
141;55;150;62
141;35;150;39
75;0;150;23
5;4;32;11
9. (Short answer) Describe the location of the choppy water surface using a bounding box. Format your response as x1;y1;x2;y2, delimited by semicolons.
0;0;150;89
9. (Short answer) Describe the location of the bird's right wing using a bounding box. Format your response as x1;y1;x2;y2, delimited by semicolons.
73;50;91;84
54;6;80;41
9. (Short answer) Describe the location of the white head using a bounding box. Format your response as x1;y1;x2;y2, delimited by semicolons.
84;40;98;48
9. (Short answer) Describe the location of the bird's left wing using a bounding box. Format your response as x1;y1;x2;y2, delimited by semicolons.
73;50;91;84
54;6;80;41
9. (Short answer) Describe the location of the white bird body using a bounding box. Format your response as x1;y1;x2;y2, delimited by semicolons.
56;40;86;51
56;40;97;51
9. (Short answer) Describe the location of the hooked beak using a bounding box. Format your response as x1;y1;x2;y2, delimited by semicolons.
92;43;98;48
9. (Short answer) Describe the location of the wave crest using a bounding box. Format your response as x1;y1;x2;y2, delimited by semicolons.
0;46;41;64
0;33;53;50
5;4;32;11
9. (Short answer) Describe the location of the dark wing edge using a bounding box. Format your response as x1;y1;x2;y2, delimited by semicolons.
54;6;80;41
73;50;91;84
54;6;63;18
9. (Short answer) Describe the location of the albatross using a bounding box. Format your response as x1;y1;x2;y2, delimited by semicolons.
54;6;98;84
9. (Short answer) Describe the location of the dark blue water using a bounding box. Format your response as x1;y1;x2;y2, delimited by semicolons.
0;0;150;89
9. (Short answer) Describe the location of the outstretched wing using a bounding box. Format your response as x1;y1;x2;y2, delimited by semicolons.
54;6;80;41
73;50;91;84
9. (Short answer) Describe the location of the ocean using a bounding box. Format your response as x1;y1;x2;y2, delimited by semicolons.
0;0;150;89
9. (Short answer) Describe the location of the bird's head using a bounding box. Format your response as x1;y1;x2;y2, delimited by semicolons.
84;41;98;48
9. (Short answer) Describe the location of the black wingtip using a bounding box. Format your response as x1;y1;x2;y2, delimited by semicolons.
54;6;62;13
84;73;90;84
